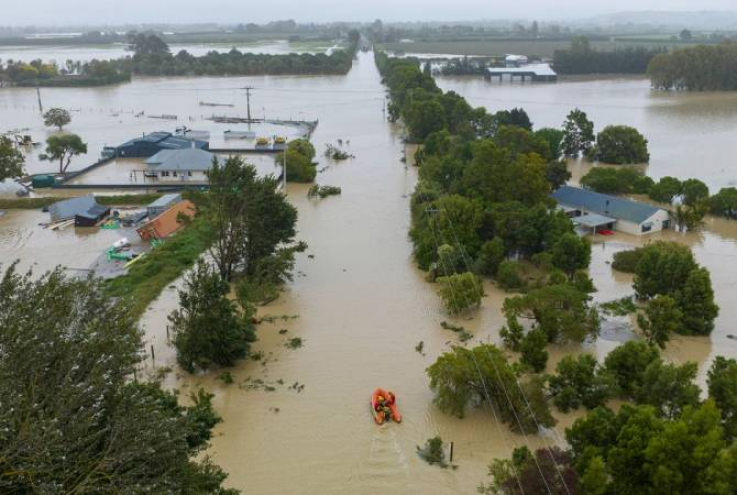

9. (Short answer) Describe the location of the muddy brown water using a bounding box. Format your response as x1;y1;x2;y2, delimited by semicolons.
2;54;737;493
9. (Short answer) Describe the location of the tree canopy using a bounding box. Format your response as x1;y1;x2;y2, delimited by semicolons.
43;107;71;130
592;125;650;164
0;264;237;493
40;133;87;173
0;136;25;181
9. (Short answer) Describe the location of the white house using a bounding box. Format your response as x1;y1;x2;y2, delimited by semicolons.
145;148;221;183
552;186;670;235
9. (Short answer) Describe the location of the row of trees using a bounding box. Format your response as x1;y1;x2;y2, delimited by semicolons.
0;58;131;87
553;36;666;75
129;32;360;77
168;156;304;372
648;42;737;90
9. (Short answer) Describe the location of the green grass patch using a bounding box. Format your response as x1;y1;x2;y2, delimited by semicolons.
105;218;209;319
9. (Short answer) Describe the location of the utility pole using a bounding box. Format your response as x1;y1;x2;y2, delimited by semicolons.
283;138;288;193
36;87;43;114
244;86;254;129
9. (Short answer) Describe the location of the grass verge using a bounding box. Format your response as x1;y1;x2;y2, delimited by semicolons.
105;217;209;319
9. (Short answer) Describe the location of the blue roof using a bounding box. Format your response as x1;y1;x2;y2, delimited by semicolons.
551;186;663;224
118;132;208;151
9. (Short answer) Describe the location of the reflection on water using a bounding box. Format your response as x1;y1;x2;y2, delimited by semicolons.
3;53;737;493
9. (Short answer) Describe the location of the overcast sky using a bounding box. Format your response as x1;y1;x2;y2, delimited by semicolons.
4;0;737;26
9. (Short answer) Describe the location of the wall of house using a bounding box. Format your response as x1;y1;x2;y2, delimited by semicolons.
616;210;670;236
156;170;209;183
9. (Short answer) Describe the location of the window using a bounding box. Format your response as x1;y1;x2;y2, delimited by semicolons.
188;171;193;177
161;171;169;177
173;171;178;177
641;223;652;233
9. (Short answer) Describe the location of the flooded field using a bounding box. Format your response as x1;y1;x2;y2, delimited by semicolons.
0;40;337;64
3;53;737;493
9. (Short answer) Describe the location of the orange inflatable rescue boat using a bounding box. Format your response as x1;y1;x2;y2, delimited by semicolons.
371;388;402;424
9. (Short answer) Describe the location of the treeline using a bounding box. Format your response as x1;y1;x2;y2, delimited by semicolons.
553;36;665;75
0;58;132;87
129;31;360;77
648;43;737;90
376;51;592;315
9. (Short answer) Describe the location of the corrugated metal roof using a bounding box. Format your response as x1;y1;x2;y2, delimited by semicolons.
146;148;219;172
551;186;662;224
119;132;207;151
574;212;616;228
75;204;110;220
147;193;182;208
48;194;97;222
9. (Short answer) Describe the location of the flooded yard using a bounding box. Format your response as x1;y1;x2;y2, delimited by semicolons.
3;51;737;493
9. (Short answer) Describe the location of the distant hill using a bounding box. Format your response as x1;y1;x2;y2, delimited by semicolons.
573;11;737;31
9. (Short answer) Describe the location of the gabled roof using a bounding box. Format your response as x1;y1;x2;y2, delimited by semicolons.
48;194;98;222
75;204;110;220
146;148;219;172
551;186;663;224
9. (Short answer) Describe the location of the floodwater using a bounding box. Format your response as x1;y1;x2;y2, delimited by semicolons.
0;40;335;64
2;53;737;493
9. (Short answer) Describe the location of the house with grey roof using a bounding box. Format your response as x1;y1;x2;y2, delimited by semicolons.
115;132;208;158
145;148;221;183
551;186;670;235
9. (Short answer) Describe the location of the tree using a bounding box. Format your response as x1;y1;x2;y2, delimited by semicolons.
637;295;682;348
709;187;737;218
404;97;447;142
592;125;650;164
548;354;618;412
503;284;600;344
43;107;71;130
169;261;256;373
561;108;595;156
0;264;237;493
580;166;653;195
480;447;578;495
545;160;571;189
603;340;660;396
493;107;532;132
426;343;555;433
204;156;299;282
677;267;719;336
679;29;693;41
682;178;709;206
40;133;87;173
535;127;565;159
276;139;317;183
519;328;548;373
550;233;591;277
474;237;506;276
128;32;171;57
634;360;700;418
649;176;682;203
436;272;484;314
707;357;737;439
0;136;25;180
633;241;697;300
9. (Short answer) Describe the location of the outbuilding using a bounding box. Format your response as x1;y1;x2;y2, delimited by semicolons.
74;204;111;227
115;132;208;158
136;200;196;241
552;186;670;235
48;195;98;222
146;193;182;218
